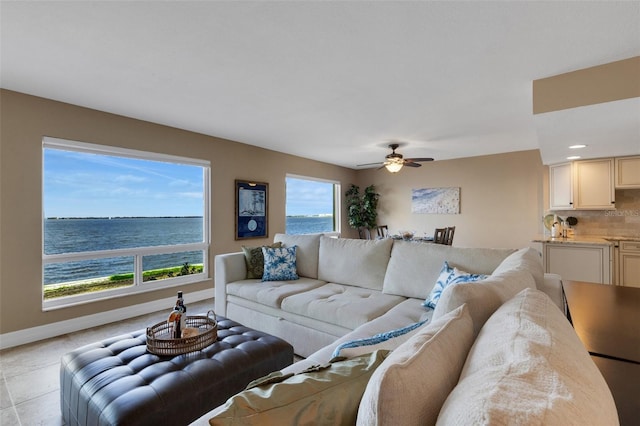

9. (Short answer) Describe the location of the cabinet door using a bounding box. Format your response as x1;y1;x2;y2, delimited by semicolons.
549;163;573;209
573;159;615;210
615;156;640;189
619;241;640;288
544;244;611;284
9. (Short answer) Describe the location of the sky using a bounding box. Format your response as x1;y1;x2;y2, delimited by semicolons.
286;177;335;216
44;148;204;218
44;148;335;218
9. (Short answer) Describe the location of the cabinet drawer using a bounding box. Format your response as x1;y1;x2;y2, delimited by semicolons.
620;241;640;252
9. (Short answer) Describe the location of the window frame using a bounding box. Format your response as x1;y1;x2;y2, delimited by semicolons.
285;174;341;236
42;137;211;310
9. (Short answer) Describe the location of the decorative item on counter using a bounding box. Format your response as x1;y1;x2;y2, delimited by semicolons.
562;216;577;238
543;214;555;234
551;215;563;238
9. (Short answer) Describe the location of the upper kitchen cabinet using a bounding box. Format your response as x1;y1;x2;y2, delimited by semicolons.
573;158;615;210
549;158;615;210
615;156;640;189
549;162;573;209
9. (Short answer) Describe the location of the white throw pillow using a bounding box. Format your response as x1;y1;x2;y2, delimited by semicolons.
492;247;544;289
356;304;474;426
437;288;618;426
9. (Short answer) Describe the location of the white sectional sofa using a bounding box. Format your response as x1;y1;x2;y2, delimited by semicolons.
214;233;560;357
197;234;618;425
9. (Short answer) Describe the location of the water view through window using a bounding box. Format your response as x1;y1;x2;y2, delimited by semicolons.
42;138;209;306
285;176;339;234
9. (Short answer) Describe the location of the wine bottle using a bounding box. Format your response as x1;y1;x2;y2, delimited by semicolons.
169;291;187;338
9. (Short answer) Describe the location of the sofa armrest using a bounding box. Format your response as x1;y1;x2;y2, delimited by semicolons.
214;252;247;316
538;273;564;312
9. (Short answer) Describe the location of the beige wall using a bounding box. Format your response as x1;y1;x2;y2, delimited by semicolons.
0;90;358;334
0;89;548;338
355;150;546;248
533;56;640;114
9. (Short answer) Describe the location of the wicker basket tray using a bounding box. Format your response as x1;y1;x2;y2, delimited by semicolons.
146;310;217;356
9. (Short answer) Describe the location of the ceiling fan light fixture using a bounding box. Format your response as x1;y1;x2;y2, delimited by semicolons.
385;158;404;173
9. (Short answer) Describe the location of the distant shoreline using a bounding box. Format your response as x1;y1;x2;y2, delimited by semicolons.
286;214;333;218
45;216;204;220
46;215;332;219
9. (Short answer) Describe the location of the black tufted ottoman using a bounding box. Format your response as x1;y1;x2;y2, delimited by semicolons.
60;316;293;426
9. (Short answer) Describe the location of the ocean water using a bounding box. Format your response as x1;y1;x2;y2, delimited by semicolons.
44;216;332;284
44;217;204;285
285;216;334;234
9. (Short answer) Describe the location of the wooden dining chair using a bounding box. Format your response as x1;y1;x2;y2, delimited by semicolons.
376;225;389;238
444;226;455;245
433;228;447;244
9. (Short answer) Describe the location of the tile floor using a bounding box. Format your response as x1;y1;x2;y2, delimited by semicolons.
0;298;216;426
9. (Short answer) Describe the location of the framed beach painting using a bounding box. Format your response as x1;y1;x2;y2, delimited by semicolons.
235;180;268;240
412;187;460;214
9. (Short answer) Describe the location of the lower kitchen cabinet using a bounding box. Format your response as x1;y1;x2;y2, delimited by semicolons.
543;243;612;284
618;241;640;288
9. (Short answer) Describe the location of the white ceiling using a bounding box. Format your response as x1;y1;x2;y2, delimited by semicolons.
1;1;639;168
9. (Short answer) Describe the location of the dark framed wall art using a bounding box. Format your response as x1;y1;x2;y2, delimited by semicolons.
235;180;268;240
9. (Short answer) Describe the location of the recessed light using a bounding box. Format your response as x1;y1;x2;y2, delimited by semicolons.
569;144;587;149
567;155;581;160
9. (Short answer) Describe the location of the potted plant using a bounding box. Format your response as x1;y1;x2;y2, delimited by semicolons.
345;184;379;239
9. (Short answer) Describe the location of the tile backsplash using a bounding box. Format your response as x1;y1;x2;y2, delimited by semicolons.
550;189;640;238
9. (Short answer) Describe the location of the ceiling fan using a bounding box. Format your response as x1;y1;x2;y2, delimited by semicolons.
357;143;434;173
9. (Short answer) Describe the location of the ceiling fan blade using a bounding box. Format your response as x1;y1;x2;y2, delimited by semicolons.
405;157;434;162
403;162;422;167
357;162;384;167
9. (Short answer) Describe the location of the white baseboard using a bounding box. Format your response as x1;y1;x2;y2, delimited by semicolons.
0;289;214;350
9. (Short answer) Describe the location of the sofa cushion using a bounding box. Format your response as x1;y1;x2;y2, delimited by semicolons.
432;268;535;338
357;304;474;426
318;237;393;290
491;247;544;289
423;261;488;309
242;242;282;279
226;278;326;309
262;246;299;281
331;318;429;360
209;350;390;426
281;283;405;330
274;233;322;279
437;288;618;426
382;241;514;299
284;299;435;375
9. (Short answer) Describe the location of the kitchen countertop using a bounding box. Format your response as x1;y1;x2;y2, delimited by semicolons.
532;235;640;245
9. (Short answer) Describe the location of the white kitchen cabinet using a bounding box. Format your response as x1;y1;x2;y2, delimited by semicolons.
615;156;640;189
549;158;615;210
618;241;640;288
543;243;612;284
573;158;615;210
549;162;573;209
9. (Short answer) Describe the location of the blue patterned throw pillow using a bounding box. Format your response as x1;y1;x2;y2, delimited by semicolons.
331;319;429;360
423;261;488;309
262;246;299;281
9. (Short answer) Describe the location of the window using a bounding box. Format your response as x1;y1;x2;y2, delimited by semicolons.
285;175;340;235
42;137;210;310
